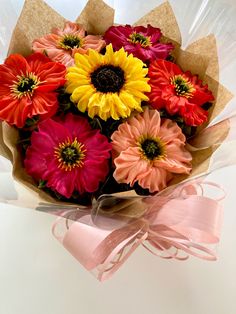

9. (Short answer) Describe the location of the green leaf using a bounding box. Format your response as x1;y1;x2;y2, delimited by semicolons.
38;180;47;189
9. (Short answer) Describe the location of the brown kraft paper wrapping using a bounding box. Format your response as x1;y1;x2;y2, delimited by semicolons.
0;0;233;215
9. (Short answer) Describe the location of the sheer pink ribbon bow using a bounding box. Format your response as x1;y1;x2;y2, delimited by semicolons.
52;182;224;281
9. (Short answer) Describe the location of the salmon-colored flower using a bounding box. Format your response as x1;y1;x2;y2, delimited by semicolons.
148;59;214;126
111;108;192;192
33;21;106;67
24;114;111;198
0;53;66;128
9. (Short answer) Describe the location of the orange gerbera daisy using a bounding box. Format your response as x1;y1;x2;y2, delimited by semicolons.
0;53;66;128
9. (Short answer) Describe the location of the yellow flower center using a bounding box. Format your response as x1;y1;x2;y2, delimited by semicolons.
170;75;195;98
128;32;151;47
139;136;166;161
11;73;40;98
54;138;86;171
59;34;82;50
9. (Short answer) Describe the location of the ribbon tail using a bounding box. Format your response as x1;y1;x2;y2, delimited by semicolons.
52;215;147;281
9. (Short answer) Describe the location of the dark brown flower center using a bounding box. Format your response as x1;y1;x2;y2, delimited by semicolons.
61;146;81;164
17;77;36;93
171;75;195;98
129;32;151;47
60;35;82;50
11;73;40;98
91;65;125;93
141;139;163;160
139;137;166;161
55;138;86;171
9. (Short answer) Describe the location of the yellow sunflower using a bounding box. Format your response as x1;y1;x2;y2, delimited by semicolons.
65;44;151;120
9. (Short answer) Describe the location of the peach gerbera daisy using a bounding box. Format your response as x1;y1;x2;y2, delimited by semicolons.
111;108;192;193
33;21;105;67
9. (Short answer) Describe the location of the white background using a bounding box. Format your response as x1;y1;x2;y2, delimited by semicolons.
1;1;236;313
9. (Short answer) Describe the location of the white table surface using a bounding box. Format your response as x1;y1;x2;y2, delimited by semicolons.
1;1;236;313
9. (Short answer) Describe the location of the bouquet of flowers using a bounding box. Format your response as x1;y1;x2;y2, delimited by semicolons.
0;0;235;281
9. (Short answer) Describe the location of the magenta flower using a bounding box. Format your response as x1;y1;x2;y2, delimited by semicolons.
104;24;174;63
24;114;111;198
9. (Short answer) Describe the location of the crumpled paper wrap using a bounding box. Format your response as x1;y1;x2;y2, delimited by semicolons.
0;0;233;215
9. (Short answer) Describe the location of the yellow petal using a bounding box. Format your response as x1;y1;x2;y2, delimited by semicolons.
125;81;151;92
104;44;115;64
77;89;96;112
71;85;94;102
88;49;103;68
74;53;93;72
125;89;150;101
119;91;141;111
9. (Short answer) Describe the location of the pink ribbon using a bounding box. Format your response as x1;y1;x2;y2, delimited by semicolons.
52;181;224;281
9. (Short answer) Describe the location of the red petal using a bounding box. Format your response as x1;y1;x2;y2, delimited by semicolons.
166;94;187;115
37;62;66;86
26;52;52;72
4;54;30;76
180;103;208;126
31;90;58;118
0;65;18;84
149;59;182;81
0;96;31;127
0;84;11;96
191;86;215;106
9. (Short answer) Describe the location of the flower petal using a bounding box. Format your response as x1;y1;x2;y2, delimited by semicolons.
112;108;192;193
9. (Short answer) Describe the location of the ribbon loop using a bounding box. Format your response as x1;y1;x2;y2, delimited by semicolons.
52;180;224;281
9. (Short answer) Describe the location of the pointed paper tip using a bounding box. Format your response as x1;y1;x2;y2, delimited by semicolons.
133;1;182;46
186;33;219;79
8;0;65;56
76;0;114;34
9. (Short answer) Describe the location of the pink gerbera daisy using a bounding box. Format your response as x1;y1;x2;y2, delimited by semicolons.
24;114;111;198
111;108;192;193
104;24;174;63
33;21;106;67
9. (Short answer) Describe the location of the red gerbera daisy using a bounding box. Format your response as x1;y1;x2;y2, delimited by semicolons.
24;113;111;199
148;60;215;126
104;24;173;63
0;53;66;128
